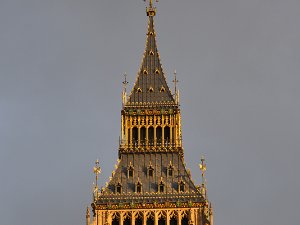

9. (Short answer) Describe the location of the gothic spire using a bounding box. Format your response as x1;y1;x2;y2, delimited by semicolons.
125;2;176;108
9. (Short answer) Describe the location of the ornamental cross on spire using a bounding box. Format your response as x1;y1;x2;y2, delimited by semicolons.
144;0;159;8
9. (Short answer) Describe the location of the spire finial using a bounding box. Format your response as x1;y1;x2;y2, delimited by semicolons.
199;155;207;197
122;73;128;106
122;73;128;92
173;70;179;104
93;159;101;201
145;0;158;16
173;70;179;94
144;0;158;8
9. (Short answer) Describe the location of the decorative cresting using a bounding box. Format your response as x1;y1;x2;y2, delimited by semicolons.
87;2;213;225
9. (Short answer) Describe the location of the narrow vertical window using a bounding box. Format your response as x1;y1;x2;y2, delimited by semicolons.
128;162;134;178
115;182;122;194
179;180;185;192
136;181;142;193
167;161;174;177
159;181;165;193
148;163;154;178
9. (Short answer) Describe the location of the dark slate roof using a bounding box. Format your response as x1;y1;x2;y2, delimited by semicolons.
97;152;203;204
125;15;176;108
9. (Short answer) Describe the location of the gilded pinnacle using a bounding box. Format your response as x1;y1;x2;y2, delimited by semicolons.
145;0;158;17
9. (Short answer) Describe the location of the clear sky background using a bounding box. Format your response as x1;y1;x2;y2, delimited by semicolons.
1;0;300;225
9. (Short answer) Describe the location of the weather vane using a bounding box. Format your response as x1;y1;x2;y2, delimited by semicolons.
93;159;101;201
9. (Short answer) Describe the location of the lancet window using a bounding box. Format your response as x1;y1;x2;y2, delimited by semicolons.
141;126;146;145
136;181;142;193
148;163;154;177
148;126;154;144
115;182;122;194
156;126;162;143
170;214;178;225
127;162;134;178
132;127;138;145
178;179;185;192
164;126;170;143
167;162;174;177
112;214;120;225
135;214;143;225
159;179;165;193
181;215;189;225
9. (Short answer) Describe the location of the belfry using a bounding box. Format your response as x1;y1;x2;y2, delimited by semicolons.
86;1;214;225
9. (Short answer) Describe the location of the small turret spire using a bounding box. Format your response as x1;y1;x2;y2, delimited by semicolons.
122;73;128;106
199;156;207;197
93;159;101;201
172;70;179;104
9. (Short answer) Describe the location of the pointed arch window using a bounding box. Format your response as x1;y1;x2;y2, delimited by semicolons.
115;182;122;194
155;69;160;74
159;178;165;193
127;162;134;178
149;50;154;56
160;86;166;93
143;69;148;75
167;161;174;177
137;88;142;93
178;179;185;193
149;87;154;93
136;181;142;193
148;163;154;178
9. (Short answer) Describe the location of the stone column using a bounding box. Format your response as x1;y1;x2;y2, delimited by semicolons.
97;211;103;225
120;213;124;225
177;211;182;225
154;211;158;225
154;125;157;147
143;211;147;225
146;126;149;146
138;126;141;146
166;210;170;225
132;212;136;225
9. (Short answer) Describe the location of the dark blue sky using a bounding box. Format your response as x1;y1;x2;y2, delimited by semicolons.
1;1;300;225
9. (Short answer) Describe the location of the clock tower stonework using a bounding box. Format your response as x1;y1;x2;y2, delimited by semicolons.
86;2;214;225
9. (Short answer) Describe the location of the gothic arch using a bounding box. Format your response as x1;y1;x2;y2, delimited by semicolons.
123;212;131;225
170;213;178;225
112;212;120;225
157;210;167;219
181;212;189;225
158;216;166;225
146;212;155;225
146;211;155;219
135;212;143;225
